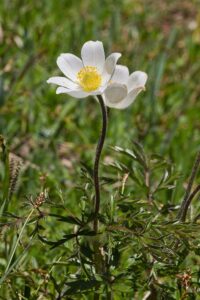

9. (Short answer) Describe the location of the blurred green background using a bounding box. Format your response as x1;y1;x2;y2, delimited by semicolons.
1;0;200;297
0;0;200;204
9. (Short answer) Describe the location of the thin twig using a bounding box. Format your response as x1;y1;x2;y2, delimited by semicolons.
177;151;200;221
93;95;107;232
193;213;200;223
179;184;200;222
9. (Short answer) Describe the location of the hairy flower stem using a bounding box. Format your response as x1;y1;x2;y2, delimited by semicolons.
92;95;107;300
93;95;108;232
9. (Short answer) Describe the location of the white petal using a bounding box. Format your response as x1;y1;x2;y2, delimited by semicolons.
103;52;121;75
111;65;129;84
114;87;143;109
81;41;105;72
103;83;128;108
47;76;79;89
57;54;83;81
56;87;89;99
127;71;148;92
101;53;121;85
89;86;106;96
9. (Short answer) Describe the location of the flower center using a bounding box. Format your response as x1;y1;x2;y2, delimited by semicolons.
77;66;102;92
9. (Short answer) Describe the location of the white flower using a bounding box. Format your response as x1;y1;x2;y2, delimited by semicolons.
103;65;148;109
47;41;121;99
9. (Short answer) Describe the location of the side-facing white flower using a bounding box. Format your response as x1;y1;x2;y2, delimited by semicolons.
103;65;148;109
47;41;121;99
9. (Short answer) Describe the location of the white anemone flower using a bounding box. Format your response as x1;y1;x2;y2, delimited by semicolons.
47;41;121;98
103;65;148;109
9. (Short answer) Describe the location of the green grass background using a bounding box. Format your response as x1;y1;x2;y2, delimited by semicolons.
1;0;200;298
1;0;200;183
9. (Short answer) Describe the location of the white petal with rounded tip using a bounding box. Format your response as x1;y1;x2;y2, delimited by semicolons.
127;71;148;92
81;41;105;72
101;52;121;85
56;87;89;98
114;87;143;109
111;65;129;84
57;54;83;81
103;52;121;75
103;83;128;108
47;76;79;89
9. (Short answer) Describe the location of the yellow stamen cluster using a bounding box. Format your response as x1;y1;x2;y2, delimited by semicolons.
77;66;102;92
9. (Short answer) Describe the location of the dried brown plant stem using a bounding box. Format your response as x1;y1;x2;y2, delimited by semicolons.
93;95;107;232
177;151;200;221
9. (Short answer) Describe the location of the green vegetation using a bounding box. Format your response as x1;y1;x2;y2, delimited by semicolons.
1;0;200;299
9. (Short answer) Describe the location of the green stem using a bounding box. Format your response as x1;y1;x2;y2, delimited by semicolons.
92;95;107;300
2;209;34;282
93;95;108;232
